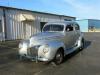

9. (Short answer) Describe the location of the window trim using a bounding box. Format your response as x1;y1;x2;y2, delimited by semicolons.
74;23;80;30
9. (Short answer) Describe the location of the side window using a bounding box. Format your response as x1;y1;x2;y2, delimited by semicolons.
75;24;80;30
66;24;73;31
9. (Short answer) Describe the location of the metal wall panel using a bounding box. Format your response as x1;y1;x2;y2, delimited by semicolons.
2;8;75;40
0;8;5;41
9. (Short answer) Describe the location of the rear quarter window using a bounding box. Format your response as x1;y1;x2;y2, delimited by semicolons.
75;24;80;30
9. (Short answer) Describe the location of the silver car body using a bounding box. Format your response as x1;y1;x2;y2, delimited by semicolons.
18;21;83;62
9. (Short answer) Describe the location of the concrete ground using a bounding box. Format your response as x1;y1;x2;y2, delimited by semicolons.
0;33;100;75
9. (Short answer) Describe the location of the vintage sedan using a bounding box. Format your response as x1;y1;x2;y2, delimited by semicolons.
18;21;84;65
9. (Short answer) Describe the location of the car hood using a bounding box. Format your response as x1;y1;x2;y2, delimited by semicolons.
29;32;64;46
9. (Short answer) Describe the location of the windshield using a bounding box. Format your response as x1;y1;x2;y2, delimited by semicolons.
43;24;64;32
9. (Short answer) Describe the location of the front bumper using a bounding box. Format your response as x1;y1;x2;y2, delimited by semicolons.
19;44;54;62
19;47;51;62
19;54;49;62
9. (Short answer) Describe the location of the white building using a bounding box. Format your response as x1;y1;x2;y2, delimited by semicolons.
0;6;76;41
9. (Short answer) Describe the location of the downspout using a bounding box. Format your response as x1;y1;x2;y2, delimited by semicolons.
3;8;7;40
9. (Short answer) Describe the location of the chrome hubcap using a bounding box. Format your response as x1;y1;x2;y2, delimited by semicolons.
56;53;62;62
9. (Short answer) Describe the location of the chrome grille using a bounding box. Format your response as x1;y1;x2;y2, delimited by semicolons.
27;47;38;57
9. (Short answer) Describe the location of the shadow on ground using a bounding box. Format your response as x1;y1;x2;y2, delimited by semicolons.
63;40;92;63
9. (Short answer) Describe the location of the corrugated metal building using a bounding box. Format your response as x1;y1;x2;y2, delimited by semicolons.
76;19;100;32
0;6;76;41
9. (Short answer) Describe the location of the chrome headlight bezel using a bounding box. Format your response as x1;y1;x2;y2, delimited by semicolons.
18;39;30;49
19;43;23;49
43;44;49;54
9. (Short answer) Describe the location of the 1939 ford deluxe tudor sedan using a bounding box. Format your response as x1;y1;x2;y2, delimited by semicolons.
18;21;84;65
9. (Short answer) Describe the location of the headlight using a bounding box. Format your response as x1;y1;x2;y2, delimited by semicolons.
19;39;29;49
43;44;49;54
19;43;23;49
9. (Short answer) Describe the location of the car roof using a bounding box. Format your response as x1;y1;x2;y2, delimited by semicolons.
45;21;77;26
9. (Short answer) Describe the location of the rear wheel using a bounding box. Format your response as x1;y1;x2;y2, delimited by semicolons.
54;49;64;65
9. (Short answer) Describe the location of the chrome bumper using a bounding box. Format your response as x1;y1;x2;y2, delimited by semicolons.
19;54;49;62
19;46;51;62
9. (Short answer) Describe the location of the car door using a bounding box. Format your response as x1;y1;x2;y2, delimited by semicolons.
72;23;80;45
65;24;75;49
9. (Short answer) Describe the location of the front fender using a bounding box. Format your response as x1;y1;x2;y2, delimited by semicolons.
48;41;65;51
38;41;65;60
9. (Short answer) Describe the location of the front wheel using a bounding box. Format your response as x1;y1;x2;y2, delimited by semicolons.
79;39;84;50
54;50;64;65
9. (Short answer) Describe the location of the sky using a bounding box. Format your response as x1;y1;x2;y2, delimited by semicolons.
0;0;100;20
